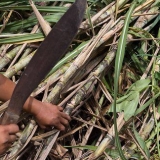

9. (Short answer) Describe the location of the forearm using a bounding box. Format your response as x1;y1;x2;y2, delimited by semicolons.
0;74;14;102
0;74;70;131
0;74;39;115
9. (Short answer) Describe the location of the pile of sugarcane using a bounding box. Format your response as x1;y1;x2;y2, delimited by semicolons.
0;0;159;159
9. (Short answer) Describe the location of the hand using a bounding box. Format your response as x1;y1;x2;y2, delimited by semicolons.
34;102;71;131
0;124;19;154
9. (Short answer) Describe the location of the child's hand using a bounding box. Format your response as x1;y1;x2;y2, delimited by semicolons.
0;74;71;131
0;124;19;154
33;102;71;131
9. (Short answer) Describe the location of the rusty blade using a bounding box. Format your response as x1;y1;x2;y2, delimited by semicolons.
0;0;86;124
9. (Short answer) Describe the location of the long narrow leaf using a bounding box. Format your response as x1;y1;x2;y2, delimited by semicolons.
113;1;139;160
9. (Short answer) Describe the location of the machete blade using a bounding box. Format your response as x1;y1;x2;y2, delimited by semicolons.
0;0;86;124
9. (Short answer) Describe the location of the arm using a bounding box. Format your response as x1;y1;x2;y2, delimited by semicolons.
0;74;71;130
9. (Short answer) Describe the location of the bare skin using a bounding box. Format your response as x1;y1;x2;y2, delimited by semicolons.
0;74;71;154
0;124;19;154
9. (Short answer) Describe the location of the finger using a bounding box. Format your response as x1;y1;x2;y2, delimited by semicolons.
7;124;19;134
8;135;17;143
57;106;63;111
57;124;65;131
39;124;47;129
60;112;71;121
51;120;65;131
60;118;69;127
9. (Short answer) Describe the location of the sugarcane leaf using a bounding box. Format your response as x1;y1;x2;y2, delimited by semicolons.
145;14;160;32
65;145;140;159
116;94;131;103
133;123;150;158
129;28;151;39
110;91;139;121
65;145;97;150
129;49;146;73
110;79;150;120
86;5;95;36
135;92;160;115
113;1;138;159
153;0;160;7
127;79;150;92
0;6;67;12
0;0;95;2
137;0;146;5
1;14;62;33
154;72;160;81
65;145;119;158
46;41;89;78
123;92;139;121
0;33;44;44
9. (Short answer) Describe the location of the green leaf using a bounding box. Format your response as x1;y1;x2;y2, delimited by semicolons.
113;1;139;159
133;124;150;158
0;6;67;12
65;145;140;159
135;92;160;115
1;14;62;33
154;72;160;81
109;79;150;121
127;79;150;92
0;33;44;44
110;91;139;121
46;41;89;78
123;92;139;121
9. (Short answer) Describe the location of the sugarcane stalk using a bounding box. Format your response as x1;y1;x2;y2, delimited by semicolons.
29;0;51;35
0;1;158;159
0;63;70;159
47;20;115;104
0;45;6;55
0;10;13;34
80;0;128;29
89;113;125;159
32;43;93;98
3;51;35;78
134;4;159;29
5;120;37;160
98;0;157;47
0;44;12;57
19;48;33;60
76;5;158;160
41;2;155;148
121;117;155;160
46;41;88;78
7;24;39;68
38;48;116;159
130;117;154;151
91;2;158;156
146;122;160;149
3;0;51;76
0;45;22;70
75;118;96;159
76;93;106;159
7;44;28;69
2;3;157;159
32;61;71;97
62;54;105;93
133;0;155;13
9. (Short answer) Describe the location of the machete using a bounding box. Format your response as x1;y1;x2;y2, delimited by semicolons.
0;0;86;125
